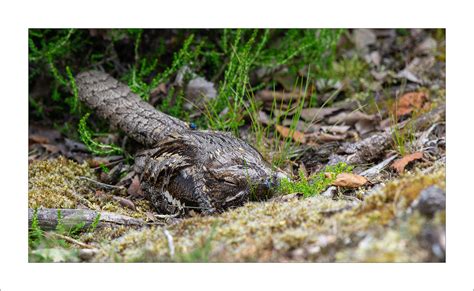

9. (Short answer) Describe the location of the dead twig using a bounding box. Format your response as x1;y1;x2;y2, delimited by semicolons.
78;176;126;191
163;229;175;258
341;104;445;165
360;155;398;180
44;232;95;249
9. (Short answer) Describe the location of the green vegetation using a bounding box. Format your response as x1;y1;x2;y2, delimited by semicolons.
88;213;101;232
127;32;201;103
28;29;446;263
257;29;343;77
391;118;416;156
28;208;100;262
28;208;44;250
205;29;343;134
268;77;308;167
78;113;124;155
158;85;189;121
278;162;354;197
29;29;344;157
205;29;267;133
29;29;83;115
332;56;369;86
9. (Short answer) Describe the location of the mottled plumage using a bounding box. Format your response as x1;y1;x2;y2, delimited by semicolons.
77;70;285;215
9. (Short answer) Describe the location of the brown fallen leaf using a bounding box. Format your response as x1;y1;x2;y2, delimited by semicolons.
305;132;347;143
41;143;61;154
332;173;368;188
29;134;50;145
300;107;341;122
355;119;376;135
256;89;307;103
326;111;375;125
113;196;136;211
324;172;335;179
275;125;305;143
320;125;350;135
391;152;424;174
128;175;144;197
395;92;430;118
87;156;123;168
29;126;62;145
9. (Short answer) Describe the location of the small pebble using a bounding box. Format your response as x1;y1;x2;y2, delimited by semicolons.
321;186;337;199
412;185;446;217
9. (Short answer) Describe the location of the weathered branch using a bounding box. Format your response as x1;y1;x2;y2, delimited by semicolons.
76;70;189;147
28;208;145;231
341;104;446;165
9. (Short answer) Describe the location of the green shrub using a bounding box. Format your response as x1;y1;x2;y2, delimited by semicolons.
29;29;345;160
78;113;124;155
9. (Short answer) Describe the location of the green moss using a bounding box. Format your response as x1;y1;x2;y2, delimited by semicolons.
79;225;131;245
357;167;446;220
278;162;354;197
28;157;94;209
28;157;153;220
335;228;428;262
28;157;156;262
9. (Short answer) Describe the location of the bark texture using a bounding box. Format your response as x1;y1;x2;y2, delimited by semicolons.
76;71;284;215
339;104;446;165
76;70;189;147
28;208;145;231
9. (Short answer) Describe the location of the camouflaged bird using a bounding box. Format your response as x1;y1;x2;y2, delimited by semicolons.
76;70;286;215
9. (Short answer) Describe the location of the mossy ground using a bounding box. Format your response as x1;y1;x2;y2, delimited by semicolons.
28;157;445;262
28;157;152;220
91;167;445;263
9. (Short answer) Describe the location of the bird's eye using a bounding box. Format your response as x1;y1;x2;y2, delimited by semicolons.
222;178;238;186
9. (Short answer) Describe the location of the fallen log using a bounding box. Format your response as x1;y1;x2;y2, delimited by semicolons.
28;208;146;231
